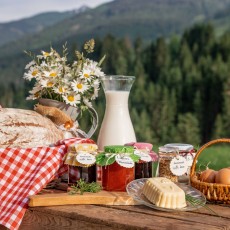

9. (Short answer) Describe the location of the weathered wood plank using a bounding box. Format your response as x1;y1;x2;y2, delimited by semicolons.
18;204;230;230
19;209;115;230
115;203;230;219
108;205;230;228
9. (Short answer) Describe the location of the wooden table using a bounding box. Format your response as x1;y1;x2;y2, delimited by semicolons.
4;203;228;230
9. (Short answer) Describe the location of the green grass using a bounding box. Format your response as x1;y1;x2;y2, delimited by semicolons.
151;145;230;176
195;145;230;171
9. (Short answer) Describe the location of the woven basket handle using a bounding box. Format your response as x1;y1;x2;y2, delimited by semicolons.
190;138;230;178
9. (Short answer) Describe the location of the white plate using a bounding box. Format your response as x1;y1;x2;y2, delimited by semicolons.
126;178;206;212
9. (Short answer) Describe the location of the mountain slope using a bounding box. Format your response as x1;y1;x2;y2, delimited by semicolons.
1;0;230;87
1;0;230;59
0;6;90;47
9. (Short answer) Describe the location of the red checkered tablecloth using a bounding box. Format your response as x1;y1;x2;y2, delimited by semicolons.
0;138;92;230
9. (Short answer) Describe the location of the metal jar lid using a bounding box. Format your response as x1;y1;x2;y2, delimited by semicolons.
158;146;179;153
164;143;193;152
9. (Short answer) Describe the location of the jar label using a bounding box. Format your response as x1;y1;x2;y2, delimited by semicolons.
76;152;96;165
115;155;134;168
184;154;194;167
134;149;152;162
170;156;188;176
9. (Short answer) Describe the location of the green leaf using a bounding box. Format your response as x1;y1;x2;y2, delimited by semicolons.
129;153;141;162
96;153;117;166
106;155;116;165
96;153;106;166
98;54;106;67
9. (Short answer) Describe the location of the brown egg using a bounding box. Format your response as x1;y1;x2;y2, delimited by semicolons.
215;168;230;185
200;169;217;183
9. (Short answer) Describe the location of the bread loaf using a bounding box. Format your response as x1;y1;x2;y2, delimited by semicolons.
0;108;64;148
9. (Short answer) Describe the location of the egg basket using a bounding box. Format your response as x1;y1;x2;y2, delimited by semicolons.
190;138;230;204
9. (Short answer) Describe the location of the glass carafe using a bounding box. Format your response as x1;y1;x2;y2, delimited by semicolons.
97;75;136;151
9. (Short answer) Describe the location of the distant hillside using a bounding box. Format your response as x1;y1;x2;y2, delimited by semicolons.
211;5;230;36
1;0;230;86
0;6;90;47
1;0;230;59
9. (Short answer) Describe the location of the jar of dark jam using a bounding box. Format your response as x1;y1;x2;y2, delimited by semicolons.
64;142;98;185
125;142;158;179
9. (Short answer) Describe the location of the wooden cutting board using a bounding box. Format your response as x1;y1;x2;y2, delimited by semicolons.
29;189;138;207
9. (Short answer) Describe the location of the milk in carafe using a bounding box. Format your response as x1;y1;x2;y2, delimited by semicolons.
97;75;136;151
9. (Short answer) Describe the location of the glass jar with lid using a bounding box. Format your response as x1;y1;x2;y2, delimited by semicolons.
164;143;196;183
96;145;135;191
158;146;179;182
125;142;158;179
64;141;98;186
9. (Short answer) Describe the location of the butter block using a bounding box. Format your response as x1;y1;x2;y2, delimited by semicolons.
142;177;186;209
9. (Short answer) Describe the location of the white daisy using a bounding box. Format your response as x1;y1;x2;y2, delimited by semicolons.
95;67;105;77
41;51;51;58
84;59;97;69
63;94;81;106
43;70;58;78
79;68;92;80
26;85;42;100
93;79;100;88
40;78;56;88
92;88;99;100
71;80;89;93
25;60;35;69
83;97;92;107
53;85;68;94
86;60;105;78
91;79;100;99
23;67;40;81
40;61;48;67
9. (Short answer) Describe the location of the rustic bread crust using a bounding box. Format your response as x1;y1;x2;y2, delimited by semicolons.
0;108;64;148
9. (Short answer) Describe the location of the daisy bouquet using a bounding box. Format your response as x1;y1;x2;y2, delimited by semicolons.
24;39;105;110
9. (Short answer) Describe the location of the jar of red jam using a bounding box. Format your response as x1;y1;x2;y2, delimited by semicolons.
125;142;158;179
96;145;136;191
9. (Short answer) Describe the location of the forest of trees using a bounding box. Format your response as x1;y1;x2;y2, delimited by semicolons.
2;23;230;146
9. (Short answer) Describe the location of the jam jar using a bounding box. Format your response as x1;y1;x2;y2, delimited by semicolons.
158;146;179;182
97;145;135;191
64;142;98;185
125;142;158;179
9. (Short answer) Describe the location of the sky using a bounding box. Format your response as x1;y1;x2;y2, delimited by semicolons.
0;0;113;23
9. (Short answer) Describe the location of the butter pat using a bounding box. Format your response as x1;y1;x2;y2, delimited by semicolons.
142;177;186;209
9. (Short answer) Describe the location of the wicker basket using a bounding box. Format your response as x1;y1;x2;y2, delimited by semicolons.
190;138;230;204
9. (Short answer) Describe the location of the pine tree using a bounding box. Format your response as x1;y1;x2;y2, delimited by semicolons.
212;114;224;139
220;78;230;137
183;23;215;61
174;113;201;145
131;108;156;143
